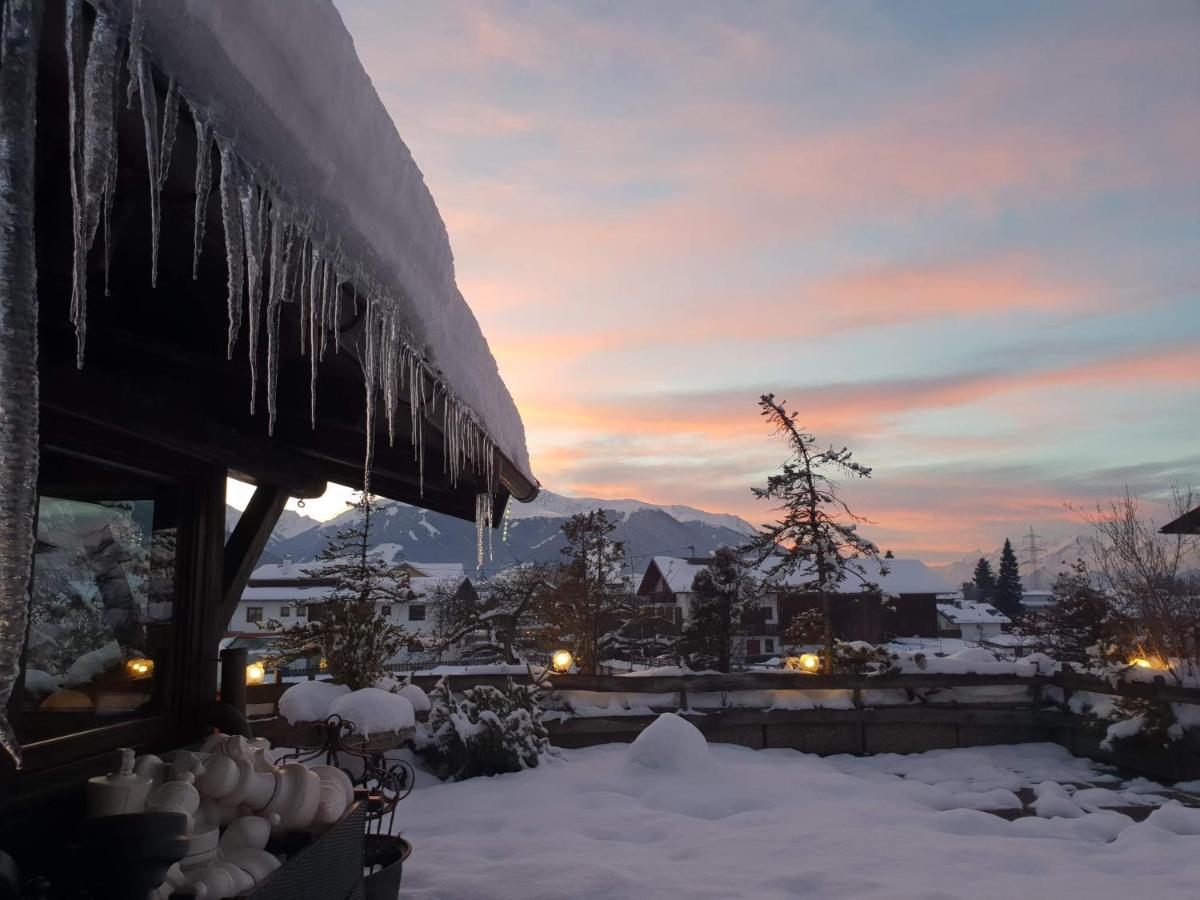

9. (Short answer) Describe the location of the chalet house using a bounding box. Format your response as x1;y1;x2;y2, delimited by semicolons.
936;599;1011;641
229;554;476;645
637;556;953;657
0;0;537;889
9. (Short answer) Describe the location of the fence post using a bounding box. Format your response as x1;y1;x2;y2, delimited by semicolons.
219;647;248;716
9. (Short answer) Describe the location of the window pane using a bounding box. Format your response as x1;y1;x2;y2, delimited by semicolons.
408;604;426;621
20;484;176;744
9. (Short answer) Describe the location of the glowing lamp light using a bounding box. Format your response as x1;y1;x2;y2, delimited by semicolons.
551;650;574;673
798;653;821;672
318;657;329;671
125;657;154;679
1130;657;1155;669
245;662;266;685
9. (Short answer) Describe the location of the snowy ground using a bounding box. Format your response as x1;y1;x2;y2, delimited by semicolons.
391;729;1200;899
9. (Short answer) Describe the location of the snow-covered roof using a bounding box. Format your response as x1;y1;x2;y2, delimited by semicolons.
112;0;531;484
767;558;954;597
645;555;953;598
648;557;709;594
249;557;465;586
936;601;1011;626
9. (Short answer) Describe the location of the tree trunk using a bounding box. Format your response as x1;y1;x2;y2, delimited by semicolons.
821;592;834;674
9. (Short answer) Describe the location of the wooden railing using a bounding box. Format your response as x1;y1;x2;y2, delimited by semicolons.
245;666;1200;718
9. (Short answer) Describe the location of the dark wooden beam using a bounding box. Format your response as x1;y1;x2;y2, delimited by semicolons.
220;484;289;629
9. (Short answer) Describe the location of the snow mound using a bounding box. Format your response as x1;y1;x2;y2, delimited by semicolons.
1145;802;1200;836
375;677;431;714
63;640;122;687
278;680;351;724
627;713;709;772
1032;781;1084;819
329;688;415;735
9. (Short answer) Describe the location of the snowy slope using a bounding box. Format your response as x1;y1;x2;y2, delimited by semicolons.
511;490;756;536
249;495;753;574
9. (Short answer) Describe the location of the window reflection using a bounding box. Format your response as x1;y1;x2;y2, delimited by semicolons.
19;480;175;742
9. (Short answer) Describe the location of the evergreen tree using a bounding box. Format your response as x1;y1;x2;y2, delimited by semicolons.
968;558;996;603
681;547;762;672
884;549;895;559
265;494;412;689
546;510;633;674
1039;560;1128;665
994;539;1024;617
745;394;884;673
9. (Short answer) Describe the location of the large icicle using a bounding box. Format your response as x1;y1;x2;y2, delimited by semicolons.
190;105;212;279
239;174;264;414
217;137;244;358
82;6;119;300
65;0;86;367
128;0;161;286
0;0;42;768
266;201;288;435
157;77;179;193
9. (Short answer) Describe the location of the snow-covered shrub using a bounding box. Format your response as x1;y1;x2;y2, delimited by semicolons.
832;641;899;675
1100;696;1182;752
415;676;550;781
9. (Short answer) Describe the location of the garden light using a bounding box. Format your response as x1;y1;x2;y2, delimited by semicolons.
245;661;266;685
551;650;574;673
124;657;154;679
799;653;820;672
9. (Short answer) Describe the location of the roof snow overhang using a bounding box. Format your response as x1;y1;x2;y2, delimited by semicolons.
35;0;536;522
1161;505;1200;536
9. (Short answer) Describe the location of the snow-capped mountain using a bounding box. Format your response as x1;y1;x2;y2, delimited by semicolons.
929;534;1095;591
235;491;756;575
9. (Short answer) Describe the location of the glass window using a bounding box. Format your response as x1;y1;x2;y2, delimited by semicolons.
279;606;290;618
381;604;392;617
765;639;775;653
246;607;263;623
408;604;426;622
18;451;177;745
295;604;306;618
763;606;774;621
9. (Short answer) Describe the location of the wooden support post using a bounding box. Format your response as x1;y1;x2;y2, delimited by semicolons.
219;483;289;630
220;647;248;715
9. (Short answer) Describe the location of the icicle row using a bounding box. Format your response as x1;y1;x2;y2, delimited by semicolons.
55;6;512;528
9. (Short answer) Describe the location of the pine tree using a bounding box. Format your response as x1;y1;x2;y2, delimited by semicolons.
884;549;895;559
265;494;412;689
994;539;1024;617
546;510;633;674
746;394;884;673
968;558;996;603
681;547;763;672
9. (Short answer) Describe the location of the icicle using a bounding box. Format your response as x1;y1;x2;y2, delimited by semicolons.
474;493;493;570
82;7;119;303
240;176;264;414
361;294;378;497
190;107;213;278
0;0;43;768
65;0;86;367
124;0;141;109
296;237;309;353
266;202;286;435
157;77;178;192
308;250;320;426
128;0;160;286
216;137;244;358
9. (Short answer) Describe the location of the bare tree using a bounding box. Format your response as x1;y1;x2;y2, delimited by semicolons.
1076;485;1199;683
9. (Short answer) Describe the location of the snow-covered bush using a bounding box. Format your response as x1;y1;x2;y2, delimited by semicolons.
415;676;550;781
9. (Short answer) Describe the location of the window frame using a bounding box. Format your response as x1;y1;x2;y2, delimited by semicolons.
246;607;263;624
408;604;426;622
2;408;226;793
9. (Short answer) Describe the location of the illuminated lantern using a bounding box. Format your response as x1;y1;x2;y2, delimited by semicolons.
1130;657;1154;669
245;662;266;685
124;657;154;679
318;657;329;671
798;653;820;672
551;650;574;673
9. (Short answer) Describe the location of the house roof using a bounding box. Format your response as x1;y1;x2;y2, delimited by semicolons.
936;601;1011;626
1161;505;1200;535
642;555;954;598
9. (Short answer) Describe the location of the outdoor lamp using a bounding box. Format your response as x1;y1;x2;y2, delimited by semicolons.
551;649;574;673
245;662;266;685
124;657;154;679
1130;657;1154;669
798;653;820;672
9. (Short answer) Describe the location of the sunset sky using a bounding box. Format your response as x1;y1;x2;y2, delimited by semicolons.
321;0;1199;561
